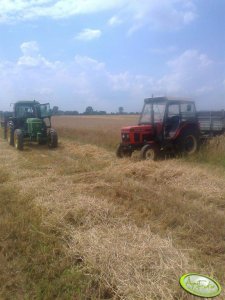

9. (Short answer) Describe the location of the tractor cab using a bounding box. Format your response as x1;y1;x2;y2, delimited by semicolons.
139;97;196;139
11;101;52;130
117;97;199;159
13;101;51;119
13;101;39;118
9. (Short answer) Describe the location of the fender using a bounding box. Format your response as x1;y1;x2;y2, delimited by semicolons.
172;122;199;140
145;140;160;148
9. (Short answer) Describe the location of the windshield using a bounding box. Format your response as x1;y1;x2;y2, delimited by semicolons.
139;103;166;124
139;103;152;124
15;104;35;118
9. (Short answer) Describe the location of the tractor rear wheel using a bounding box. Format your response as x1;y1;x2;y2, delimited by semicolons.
179;133;198;155
140;144;159;161
7;126;14;146
48;129;58;148
14;129;24;150
116;144;132;158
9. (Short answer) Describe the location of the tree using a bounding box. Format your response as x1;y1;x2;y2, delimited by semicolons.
52;106;59;115
118;107;124;114
85;106;94;115
64;111;79;115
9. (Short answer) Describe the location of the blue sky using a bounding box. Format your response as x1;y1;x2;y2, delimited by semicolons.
0;0;224;112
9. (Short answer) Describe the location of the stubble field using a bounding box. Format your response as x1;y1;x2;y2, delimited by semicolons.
0;115;225;299
52;115;138;150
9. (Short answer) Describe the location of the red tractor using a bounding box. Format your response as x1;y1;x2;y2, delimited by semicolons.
116;97;200;160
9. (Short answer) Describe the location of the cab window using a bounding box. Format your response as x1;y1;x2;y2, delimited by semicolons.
180;103;196;120
167;104;179;117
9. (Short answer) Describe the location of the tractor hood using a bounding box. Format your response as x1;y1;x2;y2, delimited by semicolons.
26;118;42;124
26;118;43;136
121;124;153;133
120;124;154;145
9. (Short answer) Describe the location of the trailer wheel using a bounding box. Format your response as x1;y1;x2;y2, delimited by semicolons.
140;144;159;161
116;144;132;158
14;129;24;150
7;126;14;146
180;133;198;155
48;129;58;148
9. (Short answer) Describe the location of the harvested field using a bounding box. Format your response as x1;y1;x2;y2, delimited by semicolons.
52;115;138;149
0;115;224;299
52;115;138;130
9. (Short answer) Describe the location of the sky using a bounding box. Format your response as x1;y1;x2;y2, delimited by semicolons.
0;0;224;113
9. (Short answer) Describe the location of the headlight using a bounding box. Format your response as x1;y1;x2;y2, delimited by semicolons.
121;133;130;142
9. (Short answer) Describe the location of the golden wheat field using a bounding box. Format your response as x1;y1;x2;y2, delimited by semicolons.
52;115;138;150
0;115;225;299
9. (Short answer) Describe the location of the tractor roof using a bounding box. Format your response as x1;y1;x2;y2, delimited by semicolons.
144;97;194;104
14;100;40;106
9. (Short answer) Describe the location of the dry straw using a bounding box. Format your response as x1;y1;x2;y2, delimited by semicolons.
1;120;225;299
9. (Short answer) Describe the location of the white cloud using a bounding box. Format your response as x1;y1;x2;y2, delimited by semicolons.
112;0;197;35
108;15;123;27
0;41;152;111
0;0;197;35
0;43;224;112
75;28;102;41
45;0;125;18
17;41;57;68
156;50;220;105
183;11;196;24
20;41;39;56
167;50;213;69
74;55;105;70
0;0;127;22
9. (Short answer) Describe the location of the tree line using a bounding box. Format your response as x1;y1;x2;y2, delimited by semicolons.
52;106;139;116
0;106;140;118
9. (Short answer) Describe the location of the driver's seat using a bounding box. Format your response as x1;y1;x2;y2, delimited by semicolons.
165;115;180;138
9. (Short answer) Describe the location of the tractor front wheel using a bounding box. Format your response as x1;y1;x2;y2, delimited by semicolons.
14;129;24;151
140;144;159;161
7;126;14;146
2;122;7;139
116;144;132;158
48;129;58;148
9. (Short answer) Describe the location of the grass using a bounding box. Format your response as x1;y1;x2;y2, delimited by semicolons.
0;168;108;300
0;117;225;299
84;160;225;279
186;135;225;168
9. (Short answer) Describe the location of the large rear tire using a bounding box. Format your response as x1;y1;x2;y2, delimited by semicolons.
14;129;24;151
140;144;159;161
180;133;198;155
48;129;58;148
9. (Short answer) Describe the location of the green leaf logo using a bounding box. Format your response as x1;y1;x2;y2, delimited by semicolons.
180;273;222;298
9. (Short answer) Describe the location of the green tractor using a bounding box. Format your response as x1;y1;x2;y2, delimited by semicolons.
1;100;58;150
